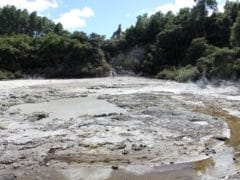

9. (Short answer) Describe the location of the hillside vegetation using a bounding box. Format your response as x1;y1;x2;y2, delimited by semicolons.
0;0;240;81
0;6;110;79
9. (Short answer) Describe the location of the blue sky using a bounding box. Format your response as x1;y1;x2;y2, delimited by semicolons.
0;0;232;38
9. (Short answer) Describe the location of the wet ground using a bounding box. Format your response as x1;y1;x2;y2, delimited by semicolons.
0;76;239;179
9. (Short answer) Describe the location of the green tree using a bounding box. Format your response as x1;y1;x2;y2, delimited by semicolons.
111;24;122;39
184;37;210;65
146;12;166;42
224;0;240;22
40;17;55;34
230;14;240;47
71;31;88;43
193;0;217;18
126;14;150;44
0;5;18;34
156;25;185;66
54;23;64;35
17;9;29;34
29;12;38;36
89;33;105;47
192;0;217;37
205;13;232;47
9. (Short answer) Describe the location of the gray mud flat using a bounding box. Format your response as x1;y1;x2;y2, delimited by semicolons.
0;77;239;180
9;96;126;120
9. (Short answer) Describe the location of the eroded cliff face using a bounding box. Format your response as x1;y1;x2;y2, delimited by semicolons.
109;47;145;75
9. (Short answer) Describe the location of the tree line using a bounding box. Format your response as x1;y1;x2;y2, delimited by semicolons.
0;5;110;79
105;0;240;81
0;5;65;36
0;0;240;81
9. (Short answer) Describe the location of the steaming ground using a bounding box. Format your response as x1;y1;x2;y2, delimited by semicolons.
0;76;239;179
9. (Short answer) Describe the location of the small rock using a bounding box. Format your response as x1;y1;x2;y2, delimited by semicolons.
131;144;147;151
48;148;56;154
0;159;14;165
9;94;17;99
25;98;35;103
80;94;88;97
122;149;129;155
110;142;126;151
112;165;118;170
2;140;8;146
29;112;49;121
94;114;107;118
214;136;228;141
115;142;126;150
13;165;19;169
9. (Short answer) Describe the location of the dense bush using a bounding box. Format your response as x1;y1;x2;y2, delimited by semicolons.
184;37;215;65
0;70;15;80
197;48;240;80
156;65;200;82
0;30;111;79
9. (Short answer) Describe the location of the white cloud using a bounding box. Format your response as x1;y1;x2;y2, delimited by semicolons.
154;0;238;14
55;7;94;30
154;0;195;14
0;0;58;12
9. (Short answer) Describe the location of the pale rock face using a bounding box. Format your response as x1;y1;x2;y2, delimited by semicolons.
110;47;145;74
